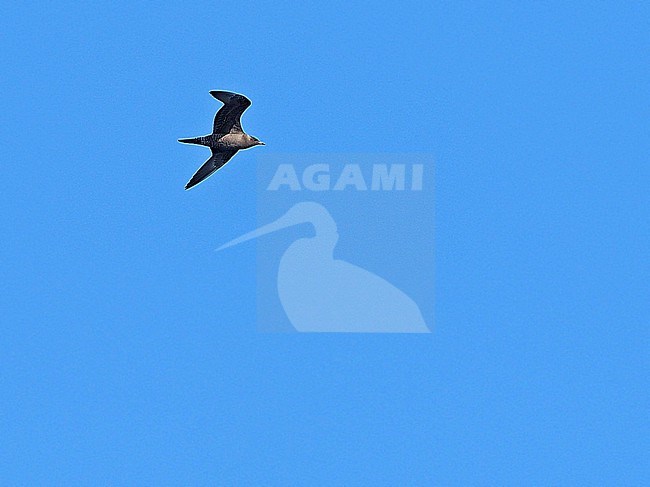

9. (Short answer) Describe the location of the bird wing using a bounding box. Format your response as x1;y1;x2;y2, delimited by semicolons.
185;149;238;190
210;91;252;134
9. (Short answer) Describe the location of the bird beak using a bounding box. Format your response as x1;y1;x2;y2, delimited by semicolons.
258;141;265;145
216;212;296;251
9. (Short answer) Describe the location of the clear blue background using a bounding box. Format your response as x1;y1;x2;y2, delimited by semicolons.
1;1;647;485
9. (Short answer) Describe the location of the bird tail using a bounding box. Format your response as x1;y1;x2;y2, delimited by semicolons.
178;136;209;146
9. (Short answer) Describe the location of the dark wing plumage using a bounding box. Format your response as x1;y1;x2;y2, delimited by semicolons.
210;90;252;135
185;149;238;190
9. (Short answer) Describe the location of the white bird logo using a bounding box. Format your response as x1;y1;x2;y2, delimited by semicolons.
218;202;430;333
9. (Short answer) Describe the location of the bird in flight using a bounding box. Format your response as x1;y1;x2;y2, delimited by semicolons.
178;91;264;190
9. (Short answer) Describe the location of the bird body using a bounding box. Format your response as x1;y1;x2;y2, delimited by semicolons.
178;91;264;190
217;132;261;150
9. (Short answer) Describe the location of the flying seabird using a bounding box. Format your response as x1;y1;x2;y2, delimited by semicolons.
178;90;264;190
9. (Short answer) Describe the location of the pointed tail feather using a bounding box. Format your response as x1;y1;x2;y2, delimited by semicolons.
178;136;209;146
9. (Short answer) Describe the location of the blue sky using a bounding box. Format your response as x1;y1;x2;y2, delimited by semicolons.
1;1;648;485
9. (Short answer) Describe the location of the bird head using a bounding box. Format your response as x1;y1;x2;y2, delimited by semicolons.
249;135;265;146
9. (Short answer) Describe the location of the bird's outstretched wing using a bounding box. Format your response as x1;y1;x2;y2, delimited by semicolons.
185;149;238;190
210;90;252;135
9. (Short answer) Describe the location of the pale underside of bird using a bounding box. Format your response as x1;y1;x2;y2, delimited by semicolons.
178;90;264;190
